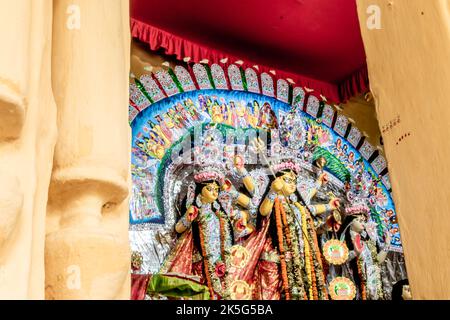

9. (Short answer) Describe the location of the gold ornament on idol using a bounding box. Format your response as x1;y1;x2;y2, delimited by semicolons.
323;239;349;265
229;245;250;269
329;277;356;300
229;280;252;300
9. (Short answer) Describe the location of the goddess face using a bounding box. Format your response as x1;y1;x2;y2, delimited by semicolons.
315;157;327;170
402;285;412;300
280;171;297;196
201;181;219;203
350;215;366;233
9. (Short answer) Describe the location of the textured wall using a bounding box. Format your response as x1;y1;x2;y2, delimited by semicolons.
0;0;57;299
46;0;131;299
357;0;450;299
0;0;131;299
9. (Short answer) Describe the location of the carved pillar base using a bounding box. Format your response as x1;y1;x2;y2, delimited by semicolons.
45;230;129;299
0;172;23;256
46;0;131;299
0;82;25;140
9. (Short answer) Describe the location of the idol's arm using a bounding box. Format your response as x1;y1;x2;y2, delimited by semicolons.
348;250;357;261
175;205;198;233
236;193;251;208
294;200;330;216
221;177;252;209
260;178;284;216
260;190;278;216
377;250;388;264
306;173;329;202
306;180;322;202
259;195;275;217
305;197;340;216
306;203;333;216
240;169;255;195
226;186;252;209
237;167;256;207
377;242;391;264
233;155;255;195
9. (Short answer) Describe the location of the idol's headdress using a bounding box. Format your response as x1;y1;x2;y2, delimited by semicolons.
344;167;371;216
192;127;226;184
344;201;370;216
268;109;308;176
193;164;225;183
271;158;301;175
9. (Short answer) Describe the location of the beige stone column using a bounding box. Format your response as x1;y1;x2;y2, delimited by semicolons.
357;0;450;299
46;0;131;299
0;0;57;299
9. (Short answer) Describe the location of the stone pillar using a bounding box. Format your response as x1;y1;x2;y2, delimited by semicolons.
46;0;131;299
357;0;450;299
0;0;57;299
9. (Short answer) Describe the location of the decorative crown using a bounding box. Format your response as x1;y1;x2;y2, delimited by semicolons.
344;202;370;216
272;159;301;175
194;164;225;183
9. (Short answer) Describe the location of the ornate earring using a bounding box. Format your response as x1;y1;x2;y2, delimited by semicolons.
196;194;203;207
213;201;220;211
289;194;298;203
186;182;196;209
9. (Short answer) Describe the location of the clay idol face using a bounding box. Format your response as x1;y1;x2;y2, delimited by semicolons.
281;171;297;196
351;215;366;233
201;181;219;203
402;285;412;300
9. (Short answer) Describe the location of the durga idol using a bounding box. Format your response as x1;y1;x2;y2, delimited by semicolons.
259;159;341;300
155;164;233;300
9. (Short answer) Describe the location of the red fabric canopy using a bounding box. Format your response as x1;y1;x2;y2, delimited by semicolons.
131;0;368;103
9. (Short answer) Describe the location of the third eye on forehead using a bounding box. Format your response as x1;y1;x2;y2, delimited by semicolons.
204;183;219;191
283;176;296;183
282;172;297;183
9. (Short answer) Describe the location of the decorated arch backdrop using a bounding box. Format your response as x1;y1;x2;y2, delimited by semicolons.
128;63;401;274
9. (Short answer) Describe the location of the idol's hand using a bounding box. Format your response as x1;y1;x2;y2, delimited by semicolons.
233;155;245;170
384;232;392;247
250;138;266;153
271;177;285;193
221;178;233;192
318;172;329;185
186;206;199;222
329;198;341;210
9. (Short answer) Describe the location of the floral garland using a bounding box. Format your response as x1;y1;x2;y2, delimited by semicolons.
218;211;226;261
274;198;290;300
309;247;318;300
301;209;313;300
217;210;232;299
280;200;292;248
290;228;306;299
283;201;306;299
308;214;328;300
198;218;215;299
306;217;319;300
367;239;384;299
357;259;367;300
